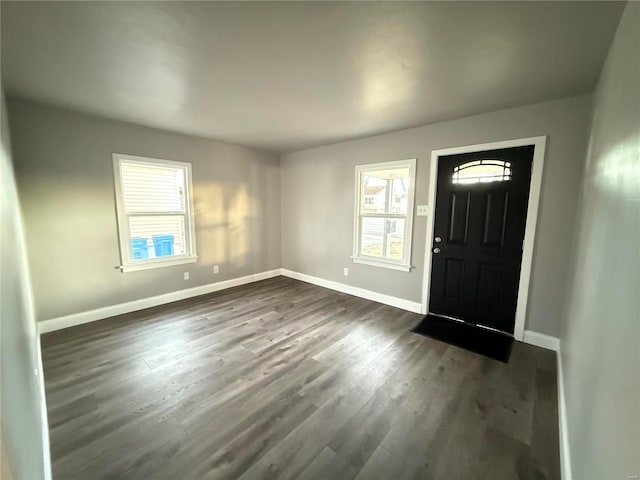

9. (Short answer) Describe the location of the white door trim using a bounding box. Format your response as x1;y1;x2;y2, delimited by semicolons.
420;136;547;341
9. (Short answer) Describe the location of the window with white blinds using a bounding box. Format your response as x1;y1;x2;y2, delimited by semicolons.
113;154;197;272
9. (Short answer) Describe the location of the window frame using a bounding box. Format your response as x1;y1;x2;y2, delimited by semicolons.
352;158;416;272
112;153;198;273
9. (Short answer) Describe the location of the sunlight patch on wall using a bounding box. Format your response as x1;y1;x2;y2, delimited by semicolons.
193;182;257;266
594;141;640;199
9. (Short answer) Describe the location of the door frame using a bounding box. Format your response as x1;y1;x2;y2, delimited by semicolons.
420;136;547;341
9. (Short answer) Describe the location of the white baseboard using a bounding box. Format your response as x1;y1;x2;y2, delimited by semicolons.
280;269;422;314
35;333;52;480
557;345;573;480
38;269;282;334
523;330;560;351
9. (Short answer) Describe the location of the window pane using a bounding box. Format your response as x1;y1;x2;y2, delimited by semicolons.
362;166;410;214
390;178;409;214
361;217;384;257
452;160;511;184
128;215;186;260
387;218;405;260
361;217;405;261
362;182;386;213
121;163;185;213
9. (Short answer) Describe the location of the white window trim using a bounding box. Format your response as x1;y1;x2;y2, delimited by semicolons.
352;158;416;272
112;153;198;273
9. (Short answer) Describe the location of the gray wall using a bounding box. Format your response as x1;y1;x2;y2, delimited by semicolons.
8;98;281;321
1;93;51;478
281;95;592;337
560;4;640;479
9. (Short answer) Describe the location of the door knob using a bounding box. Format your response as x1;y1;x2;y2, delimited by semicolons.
434;236;442;243
433;247;441;254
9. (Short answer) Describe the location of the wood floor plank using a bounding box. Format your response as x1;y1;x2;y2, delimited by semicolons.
235;379;380;480
353;443;426;480
528;367;561;480
41;276;561;480
299;446;358;480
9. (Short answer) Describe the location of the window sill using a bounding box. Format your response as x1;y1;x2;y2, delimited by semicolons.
351;256;413;272
119;255;198;273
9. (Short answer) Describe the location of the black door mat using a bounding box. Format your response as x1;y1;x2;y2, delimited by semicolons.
411;314;513;363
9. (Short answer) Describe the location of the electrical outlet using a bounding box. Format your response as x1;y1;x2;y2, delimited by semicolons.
184;272;190;280
417;205;429;216
343;267;349;276
213;265;219;274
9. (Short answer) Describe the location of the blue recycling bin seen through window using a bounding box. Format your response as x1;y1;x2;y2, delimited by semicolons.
131;237;149;260
153;235;175;257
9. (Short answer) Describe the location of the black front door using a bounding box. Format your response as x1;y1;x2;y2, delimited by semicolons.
428;145;534;334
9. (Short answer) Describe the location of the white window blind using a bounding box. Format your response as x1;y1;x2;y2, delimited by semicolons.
113;154;197;272
120;163;185;213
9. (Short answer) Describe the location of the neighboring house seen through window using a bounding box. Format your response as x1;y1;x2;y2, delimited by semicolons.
113;153;197;272
353;159;416;271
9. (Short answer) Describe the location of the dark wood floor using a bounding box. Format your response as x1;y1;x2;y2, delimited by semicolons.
41;276;560;480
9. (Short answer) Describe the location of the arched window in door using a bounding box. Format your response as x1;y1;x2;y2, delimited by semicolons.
452;159;511;184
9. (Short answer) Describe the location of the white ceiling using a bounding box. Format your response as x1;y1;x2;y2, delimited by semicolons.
1;1;625;153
